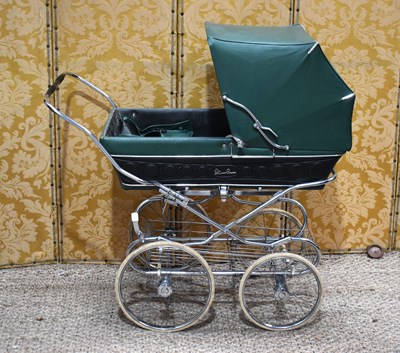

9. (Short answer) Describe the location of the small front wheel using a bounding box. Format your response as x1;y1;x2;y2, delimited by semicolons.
115;241;215;332
239;252;323;330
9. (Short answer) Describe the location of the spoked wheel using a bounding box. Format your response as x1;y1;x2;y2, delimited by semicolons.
129;196;211;244
116;241;215;332
236;208;320;266
239;252;323;331
237;208;303;240
284;238;321;267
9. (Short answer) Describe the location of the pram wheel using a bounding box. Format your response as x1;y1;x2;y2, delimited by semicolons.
238;208;302;240
115;241;215;332
239;252;323;330
237;208;320;266
130;196;211;243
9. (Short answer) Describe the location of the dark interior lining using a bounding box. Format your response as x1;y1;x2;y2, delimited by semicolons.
105;108;232;138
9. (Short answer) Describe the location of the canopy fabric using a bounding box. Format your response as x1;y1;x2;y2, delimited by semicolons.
206;22;355;155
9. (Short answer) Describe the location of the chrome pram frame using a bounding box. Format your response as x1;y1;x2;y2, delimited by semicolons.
45;72;335;332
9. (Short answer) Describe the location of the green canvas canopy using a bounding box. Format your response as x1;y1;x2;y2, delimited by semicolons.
206;22;355;155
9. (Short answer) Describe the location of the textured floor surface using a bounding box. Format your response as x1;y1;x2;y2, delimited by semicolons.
1;253;400;353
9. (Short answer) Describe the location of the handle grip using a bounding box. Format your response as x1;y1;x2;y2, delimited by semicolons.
44;72;67;100
44;72;118;109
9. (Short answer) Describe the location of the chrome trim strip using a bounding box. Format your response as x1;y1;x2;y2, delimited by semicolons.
111;154;231;158
120;182;317;189
307;42;319;54
111;153;342;159
342;93;355;100
232;154;341;159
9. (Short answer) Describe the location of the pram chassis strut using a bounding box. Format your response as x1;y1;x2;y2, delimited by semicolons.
45;72;334;332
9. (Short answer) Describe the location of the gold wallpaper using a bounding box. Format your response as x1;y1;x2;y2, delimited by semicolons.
298;0;400;251
0;0;399;266
55;0;175;261
0;0;55;266
181;0;293;108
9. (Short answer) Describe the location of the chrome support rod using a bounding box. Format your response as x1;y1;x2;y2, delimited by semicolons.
181;171;336;248
222;95;289;151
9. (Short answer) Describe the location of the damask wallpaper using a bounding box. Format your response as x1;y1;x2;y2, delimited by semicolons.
0;0;399;266
299;0;400;251
0;0;56;266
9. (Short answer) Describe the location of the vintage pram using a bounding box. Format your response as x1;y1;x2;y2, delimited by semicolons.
44;22;355;332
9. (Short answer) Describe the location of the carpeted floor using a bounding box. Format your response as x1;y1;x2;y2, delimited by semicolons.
1;252;399;353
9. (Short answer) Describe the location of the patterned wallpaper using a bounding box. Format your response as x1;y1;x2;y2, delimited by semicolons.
181;0;293;108
0;0;55;266
0;0;399;266
298;0;400;251
55;0;175;261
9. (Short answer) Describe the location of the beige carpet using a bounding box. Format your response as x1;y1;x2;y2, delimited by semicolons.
1;253;399;353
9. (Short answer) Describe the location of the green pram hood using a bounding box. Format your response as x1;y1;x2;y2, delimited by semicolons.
206;22;355;155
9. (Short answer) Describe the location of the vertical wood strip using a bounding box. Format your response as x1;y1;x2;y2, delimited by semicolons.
175;0;184;108
289;0;295;25
391;70;400;249
46;0;59;262
171;0;178;108
52;0;64;261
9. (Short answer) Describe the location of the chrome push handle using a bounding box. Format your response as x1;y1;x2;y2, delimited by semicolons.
44;72;119;136
44;72;118;109
43;72;153;187
222;95;289;151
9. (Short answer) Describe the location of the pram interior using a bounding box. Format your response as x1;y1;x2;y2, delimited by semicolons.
100;107;342;189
